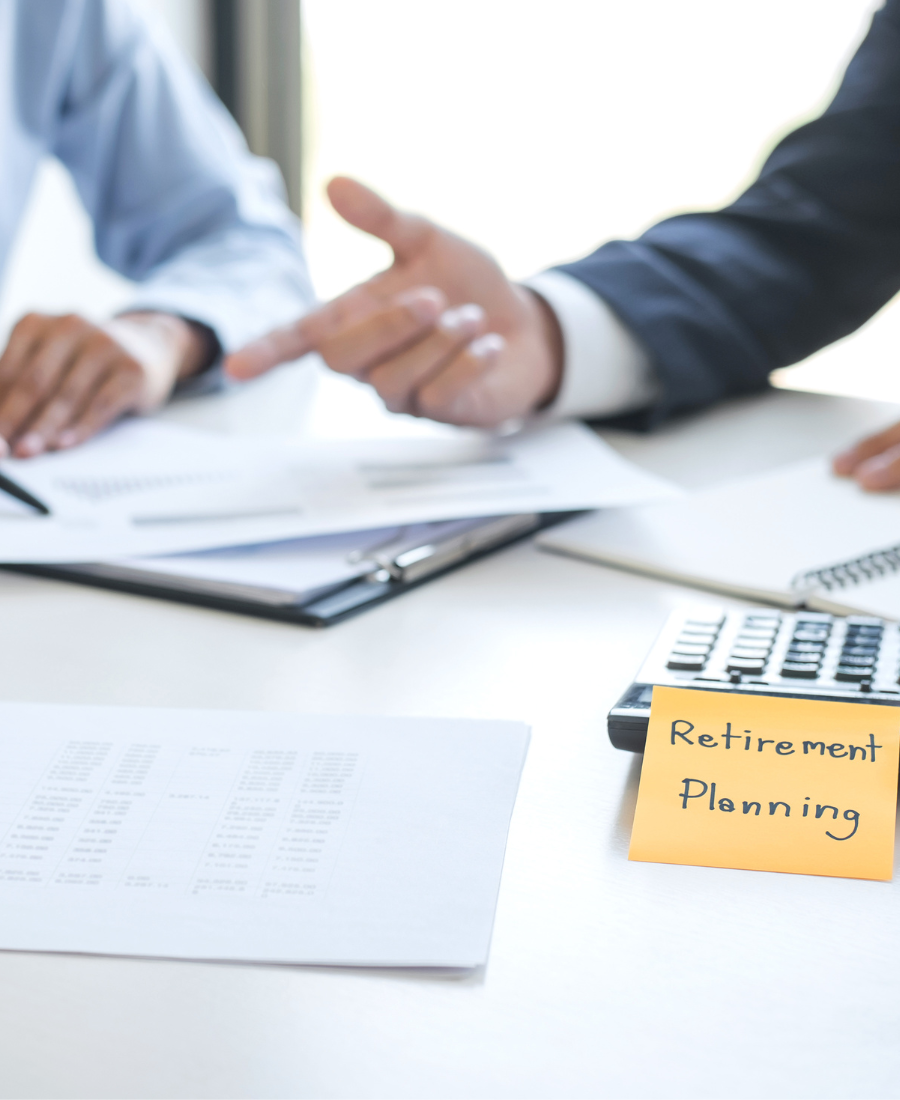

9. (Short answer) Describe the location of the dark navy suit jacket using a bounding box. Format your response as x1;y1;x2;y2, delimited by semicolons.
556;1;900;423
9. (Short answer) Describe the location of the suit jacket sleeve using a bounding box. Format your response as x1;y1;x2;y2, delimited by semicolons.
555;0;900;423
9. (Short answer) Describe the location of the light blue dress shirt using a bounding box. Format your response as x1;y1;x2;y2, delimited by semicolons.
1;0;314;355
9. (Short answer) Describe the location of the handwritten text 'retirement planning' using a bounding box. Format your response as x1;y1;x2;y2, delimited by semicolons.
629;687;900;880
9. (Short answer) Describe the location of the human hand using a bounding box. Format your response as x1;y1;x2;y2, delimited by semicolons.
832;421;900;490
226;177;563;428
0;310;213;458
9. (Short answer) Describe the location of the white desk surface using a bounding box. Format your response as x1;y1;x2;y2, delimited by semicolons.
1;381;898;1100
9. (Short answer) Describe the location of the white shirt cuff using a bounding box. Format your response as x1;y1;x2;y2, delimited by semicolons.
523;269;658;419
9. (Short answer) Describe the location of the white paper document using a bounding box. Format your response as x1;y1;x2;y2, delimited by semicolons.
0;702;529;967
0;418;677;562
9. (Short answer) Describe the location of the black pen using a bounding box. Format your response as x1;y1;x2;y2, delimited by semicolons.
0;471;51;515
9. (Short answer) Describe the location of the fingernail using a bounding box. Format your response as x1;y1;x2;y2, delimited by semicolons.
56;430;78;449
398;287;444;324
439;304;485;335
0;436;8;459
468;333;505;358
16;432;44;457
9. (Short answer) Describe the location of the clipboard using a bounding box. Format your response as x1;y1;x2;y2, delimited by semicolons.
7;512;579;627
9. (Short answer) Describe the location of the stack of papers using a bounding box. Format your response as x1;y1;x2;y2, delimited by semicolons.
0;417;678;566
0;702;529;967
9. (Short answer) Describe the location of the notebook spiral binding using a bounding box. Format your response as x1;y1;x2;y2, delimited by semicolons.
791;543;900;593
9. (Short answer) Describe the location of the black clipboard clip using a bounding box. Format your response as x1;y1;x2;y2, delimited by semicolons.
302;512;545;624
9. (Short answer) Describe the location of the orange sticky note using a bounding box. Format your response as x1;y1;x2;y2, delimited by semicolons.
629;687;900;880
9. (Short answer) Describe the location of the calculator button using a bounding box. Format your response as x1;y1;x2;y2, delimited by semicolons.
671;645;711;657
730;650;770;663
666;657;706;671
836;667;873;682
841;646;879;657
780;662;821;679
727;658;766;674
837;655;876;667
791;629;830;642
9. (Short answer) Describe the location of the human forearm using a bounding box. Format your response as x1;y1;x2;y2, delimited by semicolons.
54;0;314;355
556;2;900;423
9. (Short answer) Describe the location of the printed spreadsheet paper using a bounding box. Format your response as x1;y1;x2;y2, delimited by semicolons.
630;687;900;881
0;703;529;967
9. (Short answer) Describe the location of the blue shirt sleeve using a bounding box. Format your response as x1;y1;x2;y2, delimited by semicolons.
555;1;900;423
41;0;314;354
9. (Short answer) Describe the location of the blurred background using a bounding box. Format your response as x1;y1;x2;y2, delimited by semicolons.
4;0;893;409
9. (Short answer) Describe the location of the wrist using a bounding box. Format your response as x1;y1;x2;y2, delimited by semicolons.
113;311;217;381
105;311;213;412
518;287;564;409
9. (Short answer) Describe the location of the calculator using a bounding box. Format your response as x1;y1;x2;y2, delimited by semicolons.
608;606;900;753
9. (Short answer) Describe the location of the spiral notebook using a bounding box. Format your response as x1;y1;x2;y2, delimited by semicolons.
537;456;900;619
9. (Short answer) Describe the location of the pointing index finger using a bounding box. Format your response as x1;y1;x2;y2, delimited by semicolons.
225;281;386;380
225;321;315;380
225;286;447;381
